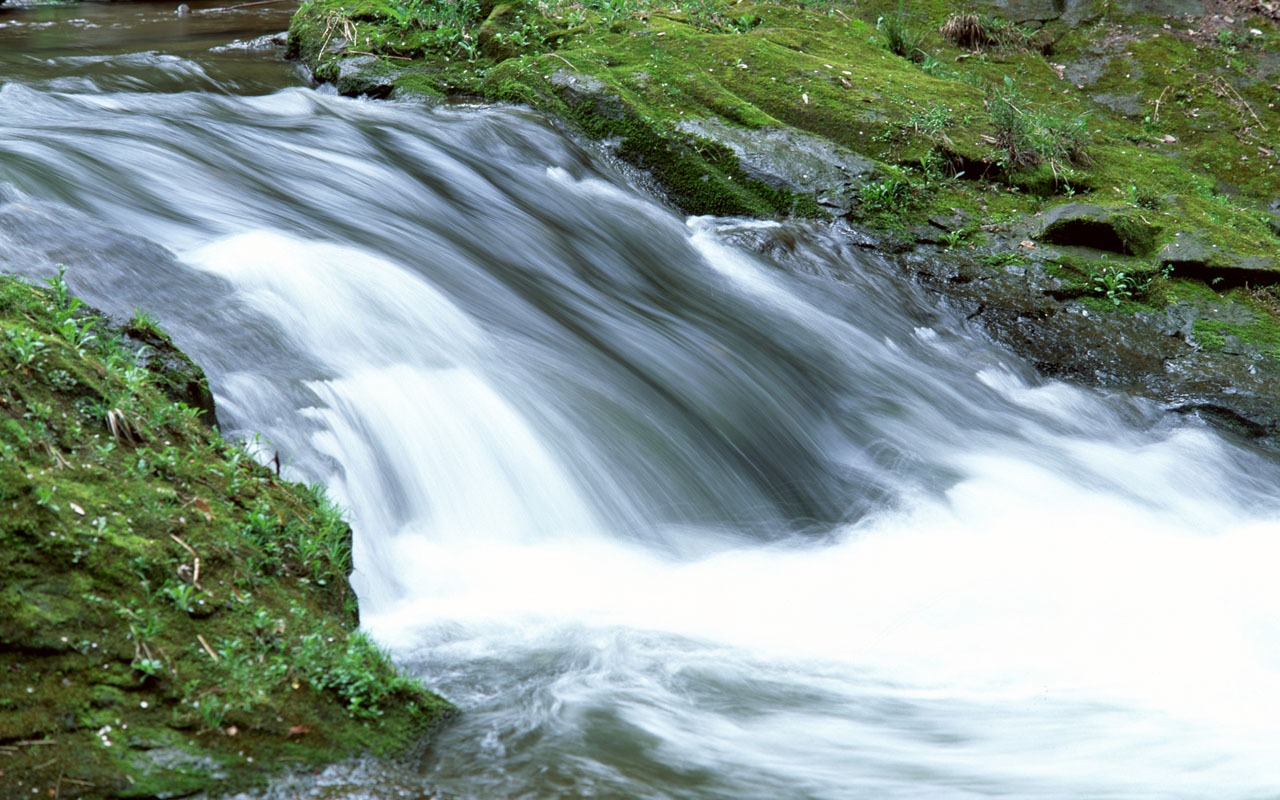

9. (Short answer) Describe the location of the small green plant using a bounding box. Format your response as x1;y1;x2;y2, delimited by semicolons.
1215;28;1249;53
55;313;98;354
296;631;425;719
940;229;970;250
193;693;231;731
588;0;636;23
907;106;954;137
1090;266;1141;307
44;265;78;312
33;484;59;510
878;5;924;63
858;173;915;215
129;307;163;336
940;12;1023;50
979;251;1028;268
115;599;163;644
919;52;952;77
1122;183;1164;211
6;327;46;367
161;580;198;613
988;76;1090;178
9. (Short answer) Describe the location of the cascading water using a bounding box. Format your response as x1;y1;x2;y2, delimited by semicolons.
3;5;1280;798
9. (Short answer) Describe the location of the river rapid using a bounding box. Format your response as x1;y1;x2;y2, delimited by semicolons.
3;4;1280;798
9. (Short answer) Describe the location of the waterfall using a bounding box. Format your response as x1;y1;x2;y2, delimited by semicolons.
2;10;1279;797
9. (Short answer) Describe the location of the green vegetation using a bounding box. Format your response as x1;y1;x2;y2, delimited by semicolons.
0;271;452;798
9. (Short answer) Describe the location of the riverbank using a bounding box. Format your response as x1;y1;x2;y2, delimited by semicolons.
0;272;453;798
287;0;1280;447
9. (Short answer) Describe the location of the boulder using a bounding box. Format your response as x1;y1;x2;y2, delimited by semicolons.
1037;202;1160;256
1160;231;1280;286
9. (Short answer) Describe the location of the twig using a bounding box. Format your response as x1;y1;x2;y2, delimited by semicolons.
170;534;198;559
548;53;578;70
199;0;287;12
13;740;57;747
197;634;219;663
1205;73;1266;131
1152;84;1171;123
170;534;203;587
348;50;412;61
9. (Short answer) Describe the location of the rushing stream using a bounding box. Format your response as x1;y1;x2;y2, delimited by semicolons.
4;4;1280;798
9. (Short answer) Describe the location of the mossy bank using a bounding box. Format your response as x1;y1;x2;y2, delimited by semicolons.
287;0;1280;443
0;271;453;798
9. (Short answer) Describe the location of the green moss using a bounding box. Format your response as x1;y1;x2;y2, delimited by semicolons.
0;274;453;799
1188;293;1280;361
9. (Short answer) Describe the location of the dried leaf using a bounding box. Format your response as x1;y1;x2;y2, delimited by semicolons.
193;497;213;521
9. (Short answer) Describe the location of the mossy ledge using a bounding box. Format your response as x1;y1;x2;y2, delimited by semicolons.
0;272;453;799
287;0;1280;443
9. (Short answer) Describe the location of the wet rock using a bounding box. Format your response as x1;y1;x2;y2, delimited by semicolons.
1121;0;1209;15
334;56;394;98
928;211;972;232
984;0;1206;25
123;322;218;426
550;70;625;120
1162;348;1280;441
895;241;1280;450
910;226;948;245
676;118;875;215
1037;202;1160;255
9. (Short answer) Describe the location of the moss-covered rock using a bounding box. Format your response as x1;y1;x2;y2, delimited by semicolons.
285;0;1278;270
0;273;453;798
1037;202;1162;256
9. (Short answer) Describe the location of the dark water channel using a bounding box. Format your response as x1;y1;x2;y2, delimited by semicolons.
3;4;1280;798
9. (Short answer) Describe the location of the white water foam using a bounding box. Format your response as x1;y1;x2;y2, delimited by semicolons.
181;221;1280;798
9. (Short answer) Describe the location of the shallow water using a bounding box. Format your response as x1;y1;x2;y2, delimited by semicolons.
3;5;1280;798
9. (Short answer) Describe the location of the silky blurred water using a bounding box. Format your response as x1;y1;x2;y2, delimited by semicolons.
3;5;1280;798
